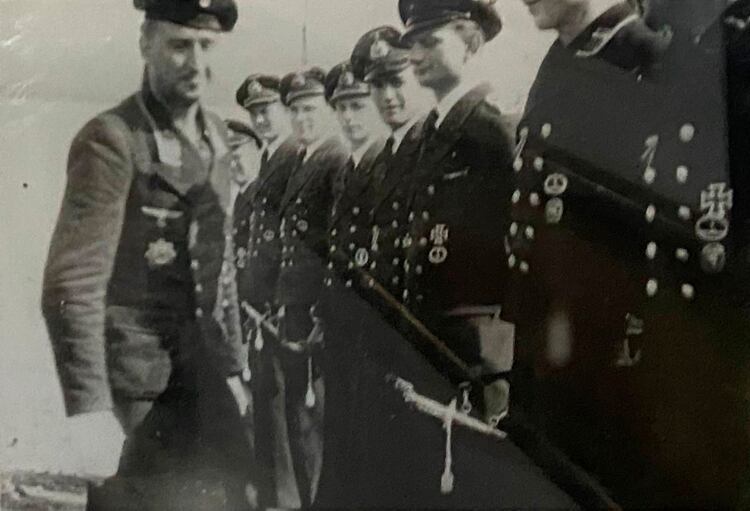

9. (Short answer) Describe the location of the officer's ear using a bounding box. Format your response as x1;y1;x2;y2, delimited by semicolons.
139;20;155;60
466;31;483;56
453;20;484;58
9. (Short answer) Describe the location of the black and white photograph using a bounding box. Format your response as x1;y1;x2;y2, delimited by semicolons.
1;0;749;509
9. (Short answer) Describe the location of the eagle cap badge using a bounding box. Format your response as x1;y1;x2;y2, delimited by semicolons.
291;73;306;88
340;71;355;88
248;80;263;96
370;38;391;60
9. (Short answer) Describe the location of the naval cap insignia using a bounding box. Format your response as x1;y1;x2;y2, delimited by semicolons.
370;38;391;60
340;71;355;88
291;73;306;88
248;80;263;96
199;0;211;8
145;239;177;268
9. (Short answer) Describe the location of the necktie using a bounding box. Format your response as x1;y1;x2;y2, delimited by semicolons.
295;147;307;172
385;135;395;156
342;156;355;189
260;148;269;169
423;108;439;145
375;137;395;186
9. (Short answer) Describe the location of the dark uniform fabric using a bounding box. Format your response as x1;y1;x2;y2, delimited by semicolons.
324;138;386;295
725;3;750;506
315;137;385;503
506;1;750;507
402;83;513;382
315;119;424;507
367;122;425;305
274;135;349;507
362;82;517;507
333;82;576;508
277;138;349;310
42;81;253;508
313;104;577;507
235;137;300;313
232;135;300;508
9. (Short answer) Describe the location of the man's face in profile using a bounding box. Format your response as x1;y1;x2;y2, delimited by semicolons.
248;101;288;143
140;20;219;106
521;0;588;31
289;95;329;146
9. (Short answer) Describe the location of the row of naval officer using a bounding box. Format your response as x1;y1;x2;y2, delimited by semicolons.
225;1;518;507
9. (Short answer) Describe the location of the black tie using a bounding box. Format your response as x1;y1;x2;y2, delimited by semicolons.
423;108;439;143
384;135;395;157
261;148;269;168
343;156;355;187
296;147;307;171
417;108;440;159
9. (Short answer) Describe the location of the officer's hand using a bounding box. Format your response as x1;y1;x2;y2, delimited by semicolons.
226;375;253;418
468;314;514;374
304;318;325;352
68;411;125;479
483;379;510;426
279;321;325;356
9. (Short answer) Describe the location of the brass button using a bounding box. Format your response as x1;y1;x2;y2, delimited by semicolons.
241;368;252;382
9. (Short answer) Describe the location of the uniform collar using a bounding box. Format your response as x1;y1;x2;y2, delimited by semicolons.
264;134;285;159
140;75;211;139
138;76;228;165
435;80;477;129
302;136;327;163
351;137;375;167
392;112;424;153
568;1;637;57
230;180;250;210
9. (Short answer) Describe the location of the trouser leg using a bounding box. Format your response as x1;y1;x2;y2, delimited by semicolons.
89;356;256;510
280;304;325;507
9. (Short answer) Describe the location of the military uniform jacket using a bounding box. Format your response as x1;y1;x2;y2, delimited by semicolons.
234;137;300;310
276;137;349;307
506;0;731;333
506;3;749;506
42;84;245;416
366;118;426;304
402;84;514;370
324;137;385;292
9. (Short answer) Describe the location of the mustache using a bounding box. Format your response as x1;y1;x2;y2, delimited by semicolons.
181;68;212;82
